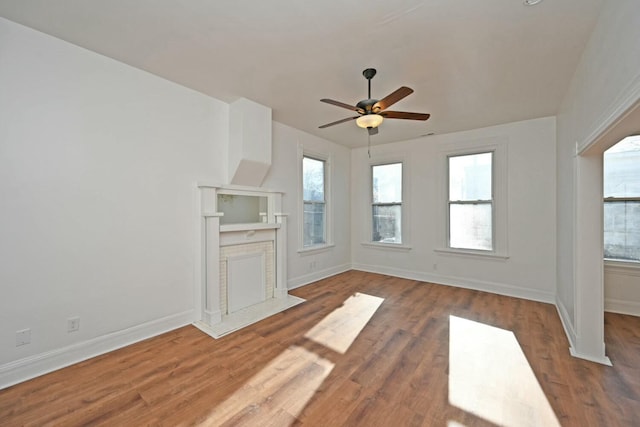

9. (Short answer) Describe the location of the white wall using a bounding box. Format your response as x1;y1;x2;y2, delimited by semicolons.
262;122;351;288
556;0;640;361
351;117;557;303
605;265;640;316
0;18;228;387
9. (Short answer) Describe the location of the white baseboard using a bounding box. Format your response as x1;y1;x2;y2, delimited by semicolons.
556;297;616;366
0;310;194;390
351;263;556;304
605;298;640;317
555;297;577;351
569;347;613;366
287;263;351;290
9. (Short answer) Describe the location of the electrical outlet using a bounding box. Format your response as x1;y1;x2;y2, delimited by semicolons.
67;317;80;332
16;328;31;346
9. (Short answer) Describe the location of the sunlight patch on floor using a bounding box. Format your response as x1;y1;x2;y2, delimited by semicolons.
199;292;382;425
199;345;334;426
448;315;561;427
304;292;385;354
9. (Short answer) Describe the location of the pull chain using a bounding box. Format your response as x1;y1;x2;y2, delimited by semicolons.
368;132;371;158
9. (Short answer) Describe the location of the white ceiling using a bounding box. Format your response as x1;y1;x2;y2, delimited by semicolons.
0;0;604;148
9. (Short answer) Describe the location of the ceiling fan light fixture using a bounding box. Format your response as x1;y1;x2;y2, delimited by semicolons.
523;0;543;5
356;114;384;129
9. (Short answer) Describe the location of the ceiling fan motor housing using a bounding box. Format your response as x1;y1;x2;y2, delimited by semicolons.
356;99;379;114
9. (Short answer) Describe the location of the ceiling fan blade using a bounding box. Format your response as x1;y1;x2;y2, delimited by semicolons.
318;116;359;129
373;87;414;112
320;98;365;114
368;127;379;136
380;111;431;121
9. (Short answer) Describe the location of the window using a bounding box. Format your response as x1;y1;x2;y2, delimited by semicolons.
372;163;402;244
604;135;640;262
437;138;507;258
448;152;493;251
302;156;326;247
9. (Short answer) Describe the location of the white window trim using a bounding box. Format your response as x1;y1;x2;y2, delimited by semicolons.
298;243;336;255
298;144;333;253
361;242;413;251
436;137;509;259
604;259;640;276
362;153;411;250
434;247;509;260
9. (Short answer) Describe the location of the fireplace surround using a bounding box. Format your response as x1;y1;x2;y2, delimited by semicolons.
194;184;304;338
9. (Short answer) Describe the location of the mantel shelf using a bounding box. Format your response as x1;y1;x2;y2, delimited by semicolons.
219;223;281;233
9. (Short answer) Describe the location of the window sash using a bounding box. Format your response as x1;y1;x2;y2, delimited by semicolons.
372;202;402;244
448;201;493;251
302;155;327;248
604;197;640;202
371;162;403;244
372;163;403;204
303;201;326;247
603;197;640;262
303;156;326;203
372;202;402;207
448;152;493;202
449;201;493;206
447;152;494;251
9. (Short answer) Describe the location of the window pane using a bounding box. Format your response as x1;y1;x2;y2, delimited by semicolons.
304;202;325;246
604;136;640;198
604;201;640;261
372;204;402;244
373;163;402;203
449;152;492;201
449;203;492;250
303;157;325;201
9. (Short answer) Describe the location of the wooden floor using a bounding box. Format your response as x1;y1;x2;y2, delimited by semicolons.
1;271;639;426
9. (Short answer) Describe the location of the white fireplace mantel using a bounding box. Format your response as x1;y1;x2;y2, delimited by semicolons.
194;183;304;338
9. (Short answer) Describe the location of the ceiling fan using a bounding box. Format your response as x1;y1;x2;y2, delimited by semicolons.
319;68;430;136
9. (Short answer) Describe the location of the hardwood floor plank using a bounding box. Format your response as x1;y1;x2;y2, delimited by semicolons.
1;271;639;426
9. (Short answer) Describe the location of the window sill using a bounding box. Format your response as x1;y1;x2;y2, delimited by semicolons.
604;259;640;276
298;243;335;255
434;248;509;260
361;242;412;251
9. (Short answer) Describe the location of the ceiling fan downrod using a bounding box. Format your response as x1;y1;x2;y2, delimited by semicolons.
363;68;376;100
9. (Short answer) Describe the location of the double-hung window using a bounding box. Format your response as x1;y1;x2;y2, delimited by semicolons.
448;152;493;251
604;135;640;262
302;155;327;247
372;162;403;244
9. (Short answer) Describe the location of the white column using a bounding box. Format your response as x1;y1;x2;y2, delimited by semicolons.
573;153;610;365
203;214;223;325
274;213;289;299
199;185;223;326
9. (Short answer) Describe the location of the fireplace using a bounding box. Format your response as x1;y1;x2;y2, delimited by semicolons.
194;184;304;338
221;240;273;314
